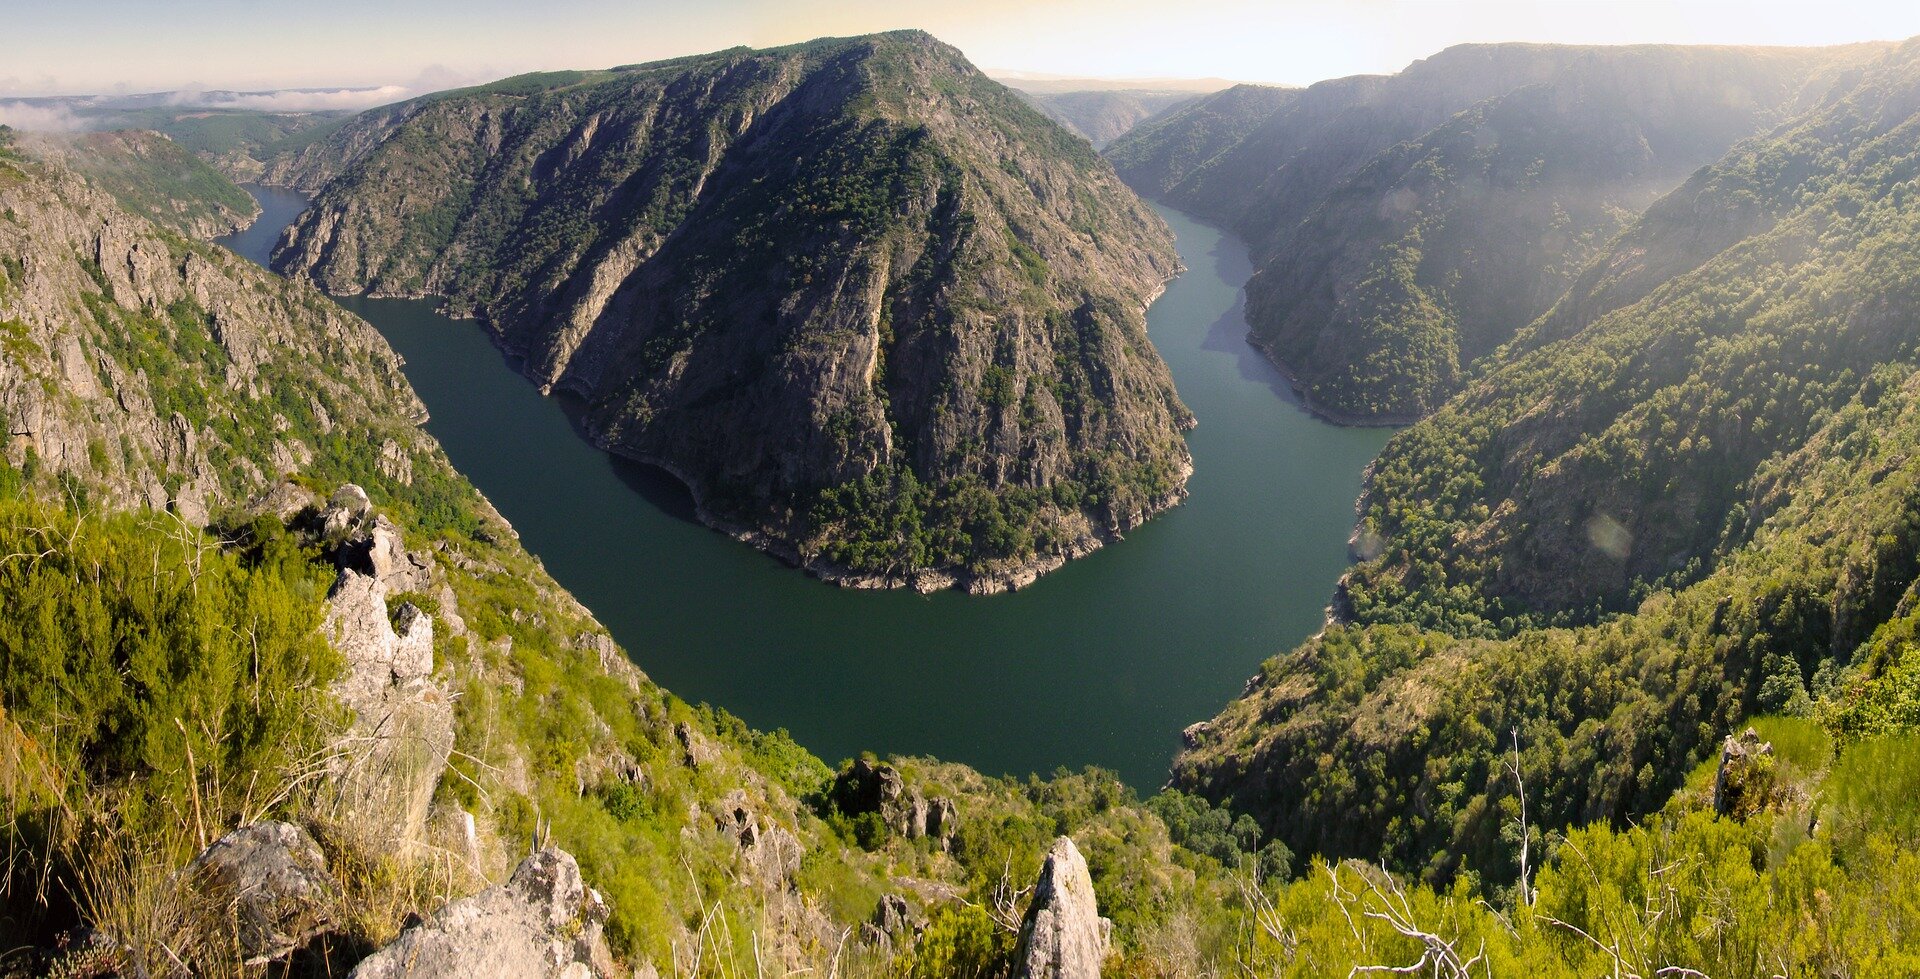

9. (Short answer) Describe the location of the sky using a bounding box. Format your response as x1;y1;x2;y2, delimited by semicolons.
5;0;1920;100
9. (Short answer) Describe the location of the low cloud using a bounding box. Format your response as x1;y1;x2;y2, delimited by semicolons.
0;101;87;132
192;85;413;112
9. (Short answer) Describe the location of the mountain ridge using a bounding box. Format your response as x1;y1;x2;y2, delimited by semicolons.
267;31;1195;593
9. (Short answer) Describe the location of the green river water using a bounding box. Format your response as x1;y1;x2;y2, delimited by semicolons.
222;186;1391;788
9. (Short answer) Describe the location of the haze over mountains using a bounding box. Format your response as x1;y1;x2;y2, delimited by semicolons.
994;75;1233;148
1110;41;1889;420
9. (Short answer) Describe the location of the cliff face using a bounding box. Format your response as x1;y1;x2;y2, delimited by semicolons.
0;133;422;522
271;32;1191;592
1107;43;1885;421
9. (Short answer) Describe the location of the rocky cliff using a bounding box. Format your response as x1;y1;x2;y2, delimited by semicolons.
21;128;260;239
0;130;423;522
269;31;1192;593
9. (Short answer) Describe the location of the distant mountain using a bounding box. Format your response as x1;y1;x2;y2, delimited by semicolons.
1108;42;1886;420
989;73;1239;94
994;75;1234;148
1011;88;1198;147
1104;83;1299;197
269;31;1193;592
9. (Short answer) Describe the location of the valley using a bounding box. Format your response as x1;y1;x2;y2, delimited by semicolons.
7;14;1920;977
221;183;1388;789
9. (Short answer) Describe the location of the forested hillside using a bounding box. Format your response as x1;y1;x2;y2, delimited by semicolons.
1176;37;1920;899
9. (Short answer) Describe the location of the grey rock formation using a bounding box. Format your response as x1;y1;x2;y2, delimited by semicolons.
1014;837;1110;979
716;789;803;888
0;151;425;522
319;494;453;851
830;759;958;846
349;847;612;979
186;821;339;965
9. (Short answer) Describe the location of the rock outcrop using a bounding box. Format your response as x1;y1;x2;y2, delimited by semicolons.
349;847;613;979
1712;728;1776;820
1014;836;1110;979
186;821;340;965
830;759;958;846
317;486;453;851
270;31;1193;593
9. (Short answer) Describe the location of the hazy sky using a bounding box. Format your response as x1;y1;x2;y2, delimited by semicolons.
7;0;1920;98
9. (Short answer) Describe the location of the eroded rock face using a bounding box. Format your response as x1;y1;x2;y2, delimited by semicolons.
186;821;339;965
349;847;613;979
716;789;804;888
830;759;958;846
0;152;425;523
1014;837;1110;979
319;489;453;851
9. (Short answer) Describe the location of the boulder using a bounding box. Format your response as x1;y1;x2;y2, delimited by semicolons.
321;483;373;538
335;512;436;593
349;848;612;979
716;789;803;887
1014;837;1110;979
186;822;338;965
871;893;915;937
245;479;320;523
675;721;719;770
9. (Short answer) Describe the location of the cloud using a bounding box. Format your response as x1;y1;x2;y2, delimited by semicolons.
196;85;413;112
0;101;87;132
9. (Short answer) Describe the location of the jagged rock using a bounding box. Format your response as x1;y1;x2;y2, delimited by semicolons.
334;512;436;594
927;797;958;841
186;821;338;965
1014;837;1110;979
1181;721;1212;750
321;483;373;538
1713;727;1776;820
377;438;414;485
675;722;718;770
871;893;916;937
349;848;612;979
322;556;452;851
831;759;958;845
246;479;320;523
716;789;803;887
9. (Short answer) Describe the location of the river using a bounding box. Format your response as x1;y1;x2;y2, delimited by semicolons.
220;185;1391;789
